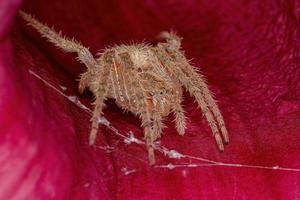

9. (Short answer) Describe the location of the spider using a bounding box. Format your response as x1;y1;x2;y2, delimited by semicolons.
19;11;229;165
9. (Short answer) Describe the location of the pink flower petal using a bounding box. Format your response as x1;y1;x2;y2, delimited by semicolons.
1;0;300;199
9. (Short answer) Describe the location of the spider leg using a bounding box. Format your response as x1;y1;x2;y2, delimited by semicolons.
156;49;228;151
173;91;186;136
141;107;164;165
193;89;225;151
135;94;164;165
177;67;227;150
19;11;98;71
89;93;106;145
146;95;164;140
89;52;113;145
179;62;229;144
135;94;160;165
141;113;156;165
19;11;100;94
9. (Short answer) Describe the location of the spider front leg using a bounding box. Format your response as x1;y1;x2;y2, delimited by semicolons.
176;64;228;150
89;52;114;145
89;67;110;145
172;90;186;136
90;92;107;145
178;61;229;143
134;92;162;165
159;32;228;145
19;11;112;145
141;115;156;165
157;49;228;151
141;106;164;165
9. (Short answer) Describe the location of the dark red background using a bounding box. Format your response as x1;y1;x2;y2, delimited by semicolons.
1;0;300;199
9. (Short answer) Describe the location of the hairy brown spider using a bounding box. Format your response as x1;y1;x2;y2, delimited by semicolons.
20;11;229;165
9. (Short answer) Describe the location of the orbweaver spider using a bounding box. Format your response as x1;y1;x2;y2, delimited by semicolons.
20;11;229;165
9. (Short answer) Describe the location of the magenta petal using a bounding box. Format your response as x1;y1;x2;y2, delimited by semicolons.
1;0;300;199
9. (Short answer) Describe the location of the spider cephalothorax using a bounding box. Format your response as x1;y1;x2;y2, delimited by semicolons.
20;11;229;164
